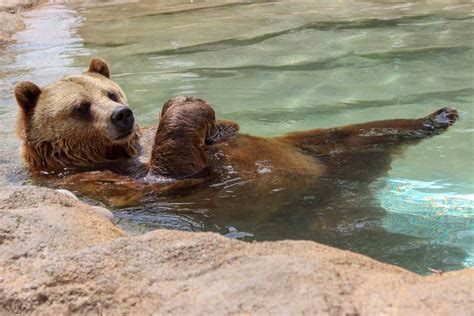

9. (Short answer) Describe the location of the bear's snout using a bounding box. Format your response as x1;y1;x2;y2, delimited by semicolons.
111;106;134;136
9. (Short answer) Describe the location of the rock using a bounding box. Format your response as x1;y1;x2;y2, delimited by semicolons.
0;185;472;315
0;0;40;46
0;11;25;45
0;0;40;12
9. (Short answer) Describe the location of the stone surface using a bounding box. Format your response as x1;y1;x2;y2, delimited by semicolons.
0;0;40;11
0;11;24;45
0;0;41;45
0;185;472;315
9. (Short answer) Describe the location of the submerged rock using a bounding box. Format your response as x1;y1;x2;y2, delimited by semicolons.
0;185;472;315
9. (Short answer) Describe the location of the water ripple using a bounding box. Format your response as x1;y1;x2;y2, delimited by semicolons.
136;15;473;57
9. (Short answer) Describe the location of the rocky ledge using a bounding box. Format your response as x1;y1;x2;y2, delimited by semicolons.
0;185;472;315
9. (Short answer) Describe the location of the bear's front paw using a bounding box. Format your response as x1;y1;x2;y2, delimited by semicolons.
423;106;459;131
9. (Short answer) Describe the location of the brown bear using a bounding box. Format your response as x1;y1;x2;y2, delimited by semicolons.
14;58;459;211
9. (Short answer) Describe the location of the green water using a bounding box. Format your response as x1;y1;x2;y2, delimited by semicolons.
0;0;473;274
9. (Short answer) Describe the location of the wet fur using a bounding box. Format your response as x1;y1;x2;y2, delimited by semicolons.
14;58;458;210
15;61;140;173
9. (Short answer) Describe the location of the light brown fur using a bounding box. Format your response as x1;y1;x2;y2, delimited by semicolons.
15;60;140;172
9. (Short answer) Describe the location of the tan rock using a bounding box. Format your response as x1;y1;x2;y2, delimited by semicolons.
0;186;472;315
0;0;42;46
0;0;40;11
0;11;24;45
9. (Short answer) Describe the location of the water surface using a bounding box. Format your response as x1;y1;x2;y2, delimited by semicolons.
0;0;472;274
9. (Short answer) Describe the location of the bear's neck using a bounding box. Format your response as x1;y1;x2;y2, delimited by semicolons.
22;137;139;175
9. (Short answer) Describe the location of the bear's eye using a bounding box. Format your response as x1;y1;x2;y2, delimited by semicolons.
107;91;119;102
75;101;91;116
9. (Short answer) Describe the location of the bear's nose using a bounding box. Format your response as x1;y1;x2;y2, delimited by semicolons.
111;106;134;132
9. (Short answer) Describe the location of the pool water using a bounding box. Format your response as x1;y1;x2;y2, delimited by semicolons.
0;0;472;274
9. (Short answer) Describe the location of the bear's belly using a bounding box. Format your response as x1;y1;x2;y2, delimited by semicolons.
147;134;328;221
140;127;325;183
206;134;326;189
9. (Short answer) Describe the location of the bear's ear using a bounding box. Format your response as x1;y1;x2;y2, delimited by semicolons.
14;81;42;113
87;57;110;78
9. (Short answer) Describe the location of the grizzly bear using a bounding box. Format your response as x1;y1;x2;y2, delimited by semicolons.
15;58;459;212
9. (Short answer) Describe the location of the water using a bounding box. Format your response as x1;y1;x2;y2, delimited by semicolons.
0;0;472;274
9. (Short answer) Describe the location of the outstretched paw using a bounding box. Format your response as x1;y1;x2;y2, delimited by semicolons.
423;106;458;131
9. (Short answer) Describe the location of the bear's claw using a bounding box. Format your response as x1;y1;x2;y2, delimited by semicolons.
423;106;459;130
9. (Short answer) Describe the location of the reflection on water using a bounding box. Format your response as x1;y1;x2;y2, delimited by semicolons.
0;0;473;274
379;179;474;267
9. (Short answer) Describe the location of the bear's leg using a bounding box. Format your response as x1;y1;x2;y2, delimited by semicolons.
149;97;215;179
150;97;239;179
281;107;458;182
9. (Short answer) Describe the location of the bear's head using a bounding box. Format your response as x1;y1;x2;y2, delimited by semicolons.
15;58;140;172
